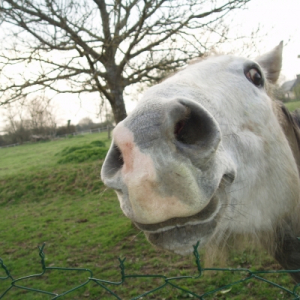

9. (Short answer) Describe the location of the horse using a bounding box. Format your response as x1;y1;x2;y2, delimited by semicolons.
101;42;300;282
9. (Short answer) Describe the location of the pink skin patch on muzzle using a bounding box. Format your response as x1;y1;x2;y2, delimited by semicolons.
113;124;198;225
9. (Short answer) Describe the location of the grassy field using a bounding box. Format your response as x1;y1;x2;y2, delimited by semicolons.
284;100;300;112
0;133;297;299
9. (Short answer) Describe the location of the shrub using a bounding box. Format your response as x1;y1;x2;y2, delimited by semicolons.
90;140;105;147
57;140;108;164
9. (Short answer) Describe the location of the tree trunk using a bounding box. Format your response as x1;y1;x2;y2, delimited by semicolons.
110;88;127;124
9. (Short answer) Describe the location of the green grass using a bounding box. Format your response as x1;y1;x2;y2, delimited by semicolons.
285;100;300;112
56;141;108;164
0;133;297;299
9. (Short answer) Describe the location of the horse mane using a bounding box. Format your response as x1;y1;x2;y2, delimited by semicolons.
291;109;300;129
271;101;300;282
275;101;300;173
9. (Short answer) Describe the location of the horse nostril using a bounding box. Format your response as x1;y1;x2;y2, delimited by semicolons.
171;99;221;161
174;120;186;138
102;143;124;178
174;102;213;146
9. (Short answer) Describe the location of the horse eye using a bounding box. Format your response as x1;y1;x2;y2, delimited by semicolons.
246;68;263;87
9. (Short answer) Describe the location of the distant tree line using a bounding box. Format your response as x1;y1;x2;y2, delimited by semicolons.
0;98;114;146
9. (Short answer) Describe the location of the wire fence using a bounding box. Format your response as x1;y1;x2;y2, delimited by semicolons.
1;242;300;300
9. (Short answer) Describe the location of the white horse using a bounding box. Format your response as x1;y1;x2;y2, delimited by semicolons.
101;42;300;282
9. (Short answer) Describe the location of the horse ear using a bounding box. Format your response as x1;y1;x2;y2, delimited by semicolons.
256;41;283;84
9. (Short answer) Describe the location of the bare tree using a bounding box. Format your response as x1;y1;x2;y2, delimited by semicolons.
3;102;31;143
0;0;251;123
26;97;57;136
3;97;57;143
77;116;94;130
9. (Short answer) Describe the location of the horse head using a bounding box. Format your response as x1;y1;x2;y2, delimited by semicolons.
101;42;300;281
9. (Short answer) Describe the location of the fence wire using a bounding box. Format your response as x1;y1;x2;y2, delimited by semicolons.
1;242;300;299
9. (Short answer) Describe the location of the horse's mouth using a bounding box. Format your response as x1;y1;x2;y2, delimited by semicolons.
133;184;230;255
144;217;218;255
134;195;220;233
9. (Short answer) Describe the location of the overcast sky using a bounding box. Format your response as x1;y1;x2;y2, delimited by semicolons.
236;0;300;80
1;0;299;130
